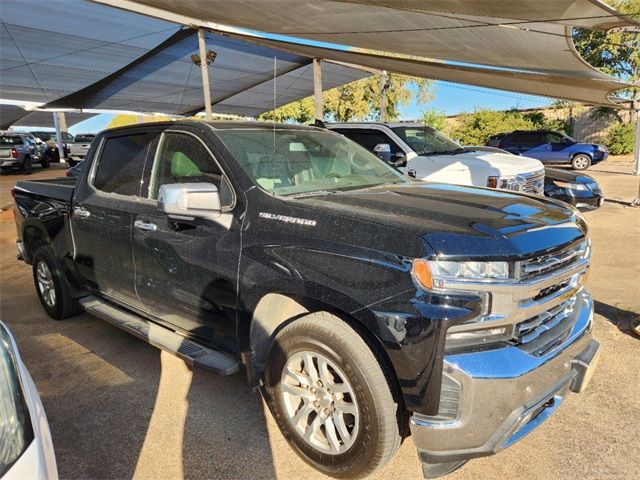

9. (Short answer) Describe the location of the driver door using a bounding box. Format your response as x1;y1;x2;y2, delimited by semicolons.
129;129;241;352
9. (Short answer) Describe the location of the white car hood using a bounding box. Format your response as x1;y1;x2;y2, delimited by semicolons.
408;150;542;178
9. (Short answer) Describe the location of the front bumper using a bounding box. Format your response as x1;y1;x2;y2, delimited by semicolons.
410;290;597;466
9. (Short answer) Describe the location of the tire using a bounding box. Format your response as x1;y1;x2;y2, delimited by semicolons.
21;156;32;174
41;156;50;168
263;312;402;479
32;246;81;320
571;154;591;170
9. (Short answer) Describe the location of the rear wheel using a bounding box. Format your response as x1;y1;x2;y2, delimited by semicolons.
32;246;81;320
21;156;32;174
571;154;591;170
263;312;402;478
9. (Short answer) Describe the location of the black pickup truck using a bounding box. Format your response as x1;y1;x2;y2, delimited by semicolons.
13;121;599;479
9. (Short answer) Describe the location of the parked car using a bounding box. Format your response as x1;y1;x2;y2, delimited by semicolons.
327;122;545;195
13;121;599;479
469;146;605;210
68;134;96;165
0;321;58;479
29;131;74;165
0;132;43;174
486;130;608;170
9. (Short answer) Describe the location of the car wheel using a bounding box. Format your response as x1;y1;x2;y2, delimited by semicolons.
571;154;591;170
32;246;81;320
264;312;402;478
41;156;50;168
21;156;32;174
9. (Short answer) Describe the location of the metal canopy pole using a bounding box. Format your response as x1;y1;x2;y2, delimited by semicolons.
52;112;65;164
379;70;388;122
632;108;640;206
313;58;323;122
198;29;213;121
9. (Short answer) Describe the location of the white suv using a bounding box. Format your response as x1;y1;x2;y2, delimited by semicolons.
328;122;545;195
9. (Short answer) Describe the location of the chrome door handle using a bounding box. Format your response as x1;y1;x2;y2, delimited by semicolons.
134;220;157;232
73;206;91;218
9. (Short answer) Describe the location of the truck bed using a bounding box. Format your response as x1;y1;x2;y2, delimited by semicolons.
14;177;76;203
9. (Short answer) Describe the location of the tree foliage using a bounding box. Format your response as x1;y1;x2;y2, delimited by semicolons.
258;72;433;123
605;121;637;154
446;109;570;145
421;108;447;131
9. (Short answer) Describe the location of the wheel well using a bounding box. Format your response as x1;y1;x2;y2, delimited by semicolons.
248;293;409;435
23;226;49;261
571;151;592;160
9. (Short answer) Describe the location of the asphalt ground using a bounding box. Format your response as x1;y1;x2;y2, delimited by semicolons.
0;158;638;480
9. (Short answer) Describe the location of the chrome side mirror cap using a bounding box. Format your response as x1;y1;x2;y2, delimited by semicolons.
158;183;221;221
373;143;392;164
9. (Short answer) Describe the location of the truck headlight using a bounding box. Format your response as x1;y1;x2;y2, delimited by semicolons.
0;325;33;477
552;180;589;191
412;259;512;290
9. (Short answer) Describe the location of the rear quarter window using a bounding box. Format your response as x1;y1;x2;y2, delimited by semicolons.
93;133;159;197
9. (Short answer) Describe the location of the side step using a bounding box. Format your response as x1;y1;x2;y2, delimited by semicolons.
79;296;240;375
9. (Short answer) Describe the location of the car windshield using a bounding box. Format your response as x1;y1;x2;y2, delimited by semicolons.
30;132;52;141
0;136;23;146
391;125;464;156
217;128;406;197
74;135;95;143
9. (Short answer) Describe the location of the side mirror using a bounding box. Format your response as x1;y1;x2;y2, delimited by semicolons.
373;143;392;164
392;153;408;168
158;183;221;221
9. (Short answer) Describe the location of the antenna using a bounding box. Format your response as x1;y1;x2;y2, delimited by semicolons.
272;55;277;196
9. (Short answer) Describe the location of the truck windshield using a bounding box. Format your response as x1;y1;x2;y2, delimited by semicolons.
392;125;464;156
217;129;406;196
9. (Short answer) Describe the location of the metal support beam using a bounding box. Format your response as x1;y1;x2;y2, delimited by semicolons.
53;112;65;164
198;29;213;121
379;70;388;122
313;58;323;122
634;108;639;176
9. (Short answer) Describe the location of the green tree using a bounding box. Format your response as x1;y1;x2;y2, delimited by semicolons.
259;72;433;123
421;108;447;130
605;121;637;154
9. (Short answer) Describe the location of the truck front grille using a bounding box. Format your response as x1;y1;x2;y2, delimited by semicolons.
520;170;545;195
513;297;576;357
519;241;585;281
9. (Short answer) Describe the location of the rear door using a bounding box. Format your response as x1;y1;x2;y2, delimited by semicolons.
129;129;241;351
71;130;160;308
517;132;549;159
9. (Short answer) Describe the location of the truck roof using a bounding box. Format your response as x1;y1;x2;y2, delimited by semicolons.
102;120;326;135
327;121;430;128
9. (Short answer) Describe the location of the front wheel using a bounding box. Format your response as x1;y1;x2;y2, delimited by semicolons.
264;312;402;479
571;154;591;170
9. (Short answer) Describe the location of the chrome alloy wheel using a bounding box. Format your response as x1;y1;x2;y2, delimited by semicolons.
574;156;589;169
36;260;56;308
280;351;359;454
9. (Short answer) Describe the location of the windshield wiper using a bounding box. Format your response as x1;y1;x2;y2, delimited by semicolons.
289;190;336;199
420;148;469;156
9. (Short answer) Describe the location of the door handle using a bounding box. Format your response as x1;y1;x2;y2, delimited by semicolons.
134;220;157;232
73;206;91;218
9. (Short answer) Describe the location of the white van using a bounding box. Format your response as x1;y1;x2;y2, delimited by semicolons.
327;122;545;195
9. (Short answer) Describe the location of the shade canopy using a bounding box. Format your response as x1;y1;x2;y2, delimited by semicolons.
94;0;639;105
45;29;369;116
0;105;96;130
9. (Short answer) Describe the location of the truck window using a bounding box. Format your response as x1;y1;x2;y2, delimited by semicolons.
93;132;159;197
332;129;403;157
148;133;225;201
0;136;23;146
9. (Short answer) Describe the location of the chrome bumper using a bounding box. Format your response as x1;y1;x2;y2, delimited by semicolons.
411;290;598;466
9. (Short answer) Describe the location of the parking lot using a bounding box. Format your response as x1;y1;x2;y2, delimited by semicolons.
0;159;638;480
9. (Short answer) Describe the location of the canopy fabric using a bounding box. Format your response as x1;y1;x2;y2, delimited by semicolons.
0;104;97;130
0;0;179;104
95;0;638;104
222;31;629;107
45;29;370;115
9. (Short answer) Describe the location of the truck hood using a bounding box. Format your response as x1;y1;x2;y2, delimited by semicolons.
295;182;586;259
410;150;543;177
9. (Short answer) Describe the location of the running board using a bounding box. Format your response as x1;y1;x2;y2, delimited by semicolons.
79;296;239;375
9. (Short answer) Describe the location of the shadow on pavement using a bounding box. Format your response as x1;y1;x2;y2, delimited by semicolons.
594;299;639;340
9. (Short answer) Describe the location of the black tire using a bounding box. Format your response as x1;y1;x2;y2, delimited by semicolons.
571;154;591;170
41;156;50;168
263;312;402;479
21;155;32;174
32;246;81;320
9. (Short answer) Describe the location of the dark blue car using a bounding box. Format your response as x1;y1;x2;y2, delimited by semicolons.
486;130;608;170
